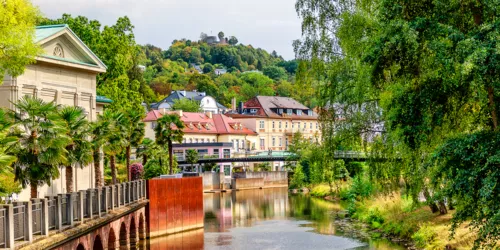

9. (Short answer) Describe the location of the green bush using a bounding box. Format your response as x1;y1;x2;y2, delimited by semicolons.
310;184;332;197
412;223;437;249
347;175;374;200
289;163;306;189
143;159;165;180
346;162;364;177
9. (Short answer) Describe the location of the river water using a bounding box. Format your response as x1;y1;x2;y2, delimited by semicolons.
146;188;404;250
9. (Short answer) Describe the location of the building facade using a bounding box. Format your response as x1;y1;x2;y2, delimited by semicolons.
150;90;227;114
227;96;320;152
1;24;107;200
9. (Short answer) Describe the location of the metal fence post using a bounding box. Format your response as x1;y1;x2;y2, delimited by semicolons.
1;204;14;248
96;188;102;217
110;185;115;210
41;198;49;236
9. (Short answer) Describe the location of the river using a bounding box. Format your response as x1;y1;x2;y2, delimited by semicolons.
146;187;404;250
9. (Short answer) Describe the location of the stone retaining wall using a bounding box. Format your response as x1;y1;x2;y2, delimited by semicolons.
231;178;264;190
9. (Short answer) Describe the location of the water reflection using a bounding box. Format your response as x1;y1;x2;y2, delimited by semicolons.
147;188;404;250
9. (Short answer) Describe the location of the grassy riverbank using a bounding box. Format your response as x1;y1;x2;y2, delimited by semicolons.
308;184;476;250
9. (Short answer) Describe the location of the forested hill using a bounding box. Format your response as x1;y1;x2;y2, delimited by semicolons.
139;33;316;108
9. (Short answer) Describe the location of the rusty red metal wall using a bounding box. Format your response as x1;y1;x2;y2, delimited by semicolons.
147;177;203;238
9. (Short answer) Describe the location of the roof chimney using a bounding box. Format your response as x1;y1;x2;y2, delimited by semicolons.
239;101;244;114
178;110;183;117
207;111;212;119
232;97;236;111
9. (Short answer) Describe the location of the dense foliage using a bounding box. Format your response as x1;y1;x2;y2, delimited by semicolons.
295;0;500;247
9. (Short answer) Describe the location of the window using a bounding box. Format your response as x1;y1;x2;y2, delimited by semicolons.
292;122;294;129
259;121;265;129
285;122;288;129
298;122;300;129
183;138;186;143
213;149;219;157
316;122;319;129
232;140;236;149
303;122;306;129
285;138;289;148
250;108;258;114
189;138;193;143
224;165;231;176
260;138;265;149
151;122;157;129
279;121;282;129
197;149;208;156
272;137;276;147
272;121;275;129
236;139;240;150
287;109;292;115
297;110;302;116
213;139;216;142
278;108;283;114
279;137;282;147
201;138;205;143
310;122;312;129
223;149;230;158
241;140;244;149
174;150;184;160
308;110;313;116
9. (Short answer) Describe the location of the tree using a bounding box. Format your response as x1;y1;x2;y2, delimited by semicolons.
0;0;41;80
136;138;158;165
200;32;208;41
155;114;185;174
59;106;92;193
100;110;127;184
189;74;218;97
185;149;198;172
122;109;145;181
218;31;225;42
263;66;287;81
11;96;70;198
202;63;214;74
143;159;165;179
228;36;239;46
171;99;202;112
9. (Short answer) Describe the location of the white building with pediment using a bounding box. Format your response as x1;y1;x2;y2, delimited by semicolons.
1;24;108;200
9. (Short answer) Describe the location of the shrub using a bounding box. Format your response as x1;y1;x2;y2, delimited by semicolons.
143;159;165;180
310;184;331;197
289;163;306;189
130;163;144;180
412;223;437;249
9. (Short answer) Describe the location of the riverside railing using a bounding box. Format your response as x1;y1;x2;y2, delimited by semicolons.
0;180;146;248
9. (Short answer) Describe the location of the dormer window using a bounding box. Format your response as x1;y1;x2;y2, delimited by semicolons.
287;109;292;115
250;108;258;114
308;110;313;116
278;109;283;114
197;123;202;130
297;110;302;116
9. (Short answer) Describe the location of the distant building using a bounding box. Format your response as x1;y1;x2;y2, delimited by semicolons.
190;63;203;74
203;36;219;45
215;68;227;75
151;90;228;114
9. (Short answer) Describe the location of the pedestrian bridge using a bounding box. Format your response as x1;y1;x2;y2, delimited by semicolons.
177;151;369;164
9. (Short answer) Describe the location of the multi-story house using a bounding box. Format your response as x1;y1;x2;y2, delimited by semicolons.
150;90;227;114
1;24;108;199
143;110;257;175
227;96;320;152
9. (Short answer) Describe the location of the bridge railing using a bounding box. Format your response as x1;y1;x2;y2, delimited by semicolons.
0;179;146;248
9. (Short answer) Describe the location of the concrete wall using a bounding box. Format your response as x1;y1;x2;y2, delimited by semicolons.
231;178;264;190
233;171;288;187
201;172;222;191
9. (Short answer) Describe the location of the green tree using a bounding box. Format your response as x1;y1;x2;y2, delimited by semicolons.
143;159;165;180
0;0;41;80
100;110;126;184
263;65;287;81
203;63;214;74
155;114;185;174
228;36;239;46
171;99;202;112
218;31;225;42
122;109;145;181
11;96;70;198
189;74;218;97
185;149;198;172
136;138;159;165
59;106;93;193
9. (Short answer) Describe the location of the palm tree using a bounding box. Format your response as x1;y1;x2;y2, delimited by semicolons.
136;138;158;165
123;110;145;181
0;109;17;174
10;96;70;198
90;118;109;188
59;106;92;193
155;114;185;174
100;110;127;184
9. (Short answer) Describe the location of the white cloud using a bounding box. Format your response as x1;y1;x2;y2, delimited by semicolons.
34;0;302;59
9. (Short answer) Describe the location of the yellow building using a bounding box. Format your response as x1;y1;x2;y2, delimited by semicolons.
227;96;320;152
1;24;107;199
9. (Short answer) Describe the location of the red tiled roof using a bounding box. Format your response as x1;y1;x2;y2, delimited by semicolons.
143;111;256;135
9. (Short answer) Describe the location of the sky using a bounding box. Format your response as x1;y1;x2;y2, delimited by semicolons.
33;0;303;60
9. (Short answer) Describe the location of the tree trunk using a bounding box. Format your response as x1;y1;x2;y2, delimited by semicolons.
110;155;117;185
423;187;439;213
488;86;498;130
126;145;131;181
30;183;37;199
448;196;455;210
94;151;102;188
438;200;448;215
168;140;174;175
142;155;148;166
65;165;73;193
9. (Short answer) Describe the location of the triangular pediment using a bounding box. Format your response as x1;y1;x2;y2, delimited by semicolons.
35;25;107;73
